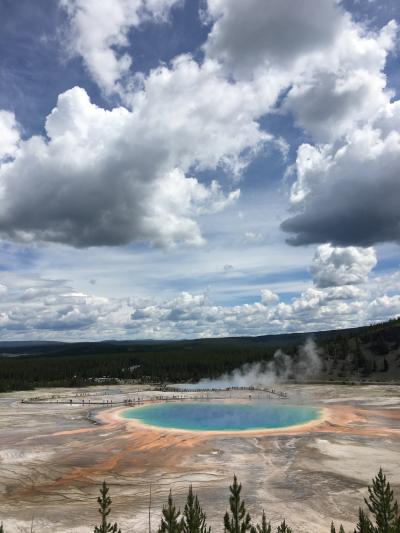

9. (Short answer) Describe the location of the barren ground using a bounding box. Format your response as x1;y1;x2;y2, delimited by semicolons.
0;384;399;532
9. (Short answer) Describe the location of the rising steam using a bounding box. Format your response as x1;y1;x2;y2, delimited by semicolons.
184;338;322;390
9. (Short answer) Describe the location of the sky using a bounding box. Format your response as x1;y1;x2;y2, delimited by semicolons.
0;0;400;341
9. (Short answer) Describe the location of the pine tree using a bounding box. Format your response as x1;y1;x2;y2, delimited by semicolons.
0;523;3;533
276;520;292;533
364;468;400;531
223;475;252;533
159;490;182;533
181;485;210;533
251;511;271;533
339;526;345;533
354;509;373;533
331;522;337;533
94;481;121;533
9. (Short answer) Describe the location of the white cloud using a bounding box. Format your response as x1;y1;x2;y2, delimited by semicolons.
1;0;400;341
0;274;124;336
0;269;399;340
127;55;273;176
282;121;400;246
369;294;400;322
205;0;397;143
283;20;397;142
203;0;400;253
126;280;400;339
0;79;247;247
5;0;394;255
244;231;263;243
61;0;181;95
0;111;20;161
311;244;377;288
204;0;345;78
260;288;279;305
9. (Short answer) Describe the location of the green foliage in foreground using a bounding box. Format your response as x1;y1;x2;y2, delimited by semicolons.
182;485;211;533
331;469;400;533
101;468;400;533
252;511;271;533
0;469;399;532
224;475;252;533
94;481;121;533
158;490;182;532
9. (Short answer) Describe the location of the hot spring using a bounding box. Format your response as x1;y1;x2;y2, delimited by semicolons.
121;401;321;431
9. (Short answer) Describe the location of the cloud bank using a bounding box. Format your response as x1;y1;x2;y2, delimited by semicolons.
0;0;399;339
0;0;397;251
0;260;399;340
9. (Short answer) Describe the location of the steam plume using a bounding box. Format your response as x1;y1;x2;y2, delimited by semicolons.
184;338;322;390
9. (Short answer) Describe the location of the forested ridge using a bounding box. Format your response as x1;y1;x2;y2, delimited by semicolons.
0;318;399;392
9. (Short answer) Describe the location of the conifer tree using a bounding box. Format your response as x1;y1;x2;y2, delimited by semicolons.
251;511;271;533
364;468;400;531
331;522;337;533
339;526;345;533
354;509;373;533
0;522;3;533
94;481;121;533
276;520;292;533
159;490;182;533
224;475;252;533
181;485;210;533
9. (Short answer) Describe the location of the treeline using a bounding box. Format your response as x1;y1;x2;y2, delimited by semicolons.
0;317;399;392
0;344;276;392
2;469;398;532
98;469;400;533
322;317;400;379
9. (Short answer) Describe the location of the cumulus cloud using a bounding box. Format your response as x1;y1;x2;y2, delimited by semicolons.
126;282;400;340
283;20;397;142
205;0;397;143
270;8;399;247
311;244;377;288
61;0;181;94
369;294;400;322
1;0;395;254
0;111;20;160
1;0;399;347
281;122;400;246
260;288;279;305
204;0;399;250
204;0;344;78
0;274;124;337
0;271;399;340
0;73;252;247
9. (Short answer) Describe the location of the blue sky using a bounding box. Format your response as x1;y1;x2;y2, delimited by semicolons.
0;0;399;340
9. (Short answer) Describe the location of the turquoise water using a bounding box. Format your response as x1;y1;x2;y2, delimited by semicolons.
121;401;320;431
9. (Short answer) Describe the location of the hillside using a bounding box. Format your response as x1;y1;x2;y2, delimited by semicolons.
0;317;399;392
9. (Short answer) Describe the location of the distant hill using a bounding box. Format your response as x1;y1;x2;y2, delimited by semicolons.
0;317;399;391
0;340;66;350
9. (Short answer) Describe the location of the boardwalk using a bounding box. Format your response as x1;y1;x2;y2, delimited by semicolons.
21;385;288;406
